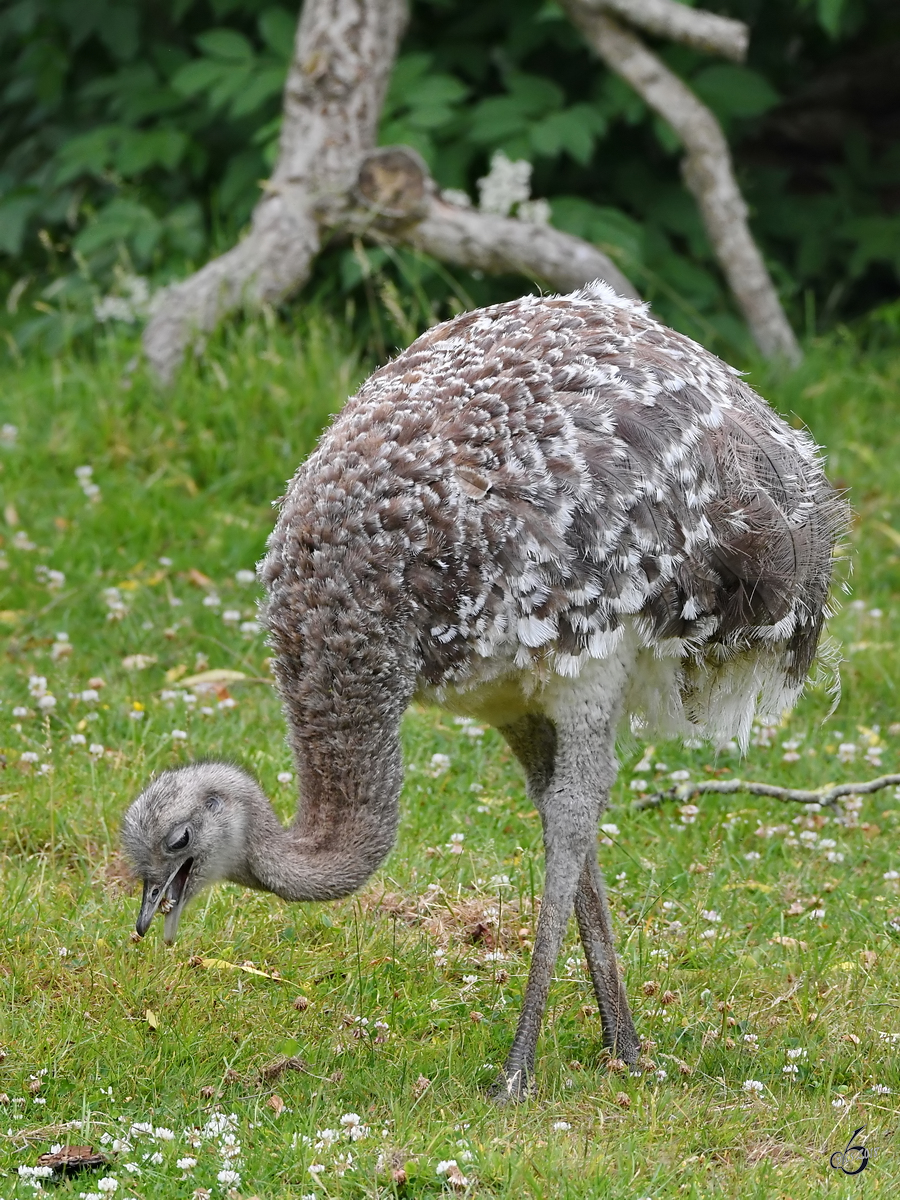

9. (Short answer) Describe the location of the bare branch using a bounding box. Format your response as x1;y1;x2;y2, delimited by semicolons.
633;773;900;812
331;145;639;297
399;199;639;300
143;0;408;383
563;6;801;364
324;145;640;302
583;0;748;62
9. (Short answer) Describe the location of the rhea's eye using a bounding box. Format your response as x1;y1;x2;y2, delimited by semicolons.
205;794;223;813
166;827;192;853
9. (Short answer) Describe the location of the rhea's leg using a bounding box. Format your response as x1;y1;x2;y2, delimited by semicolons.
493;707;620;1101
574;851;640;1063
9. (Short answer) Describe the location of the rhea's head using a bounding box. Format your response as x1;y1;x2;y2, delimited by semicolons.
122;761;260;943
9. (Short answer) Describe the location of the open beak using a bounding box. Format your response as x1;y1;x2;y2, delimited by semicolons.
135;858;194;943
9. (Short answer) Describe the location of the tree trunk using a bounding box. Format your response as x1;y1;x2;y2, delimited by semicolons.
144;0;408;383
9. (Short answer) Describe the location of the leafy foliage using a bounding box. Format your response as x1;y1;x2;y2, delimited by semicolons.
0;0;897;356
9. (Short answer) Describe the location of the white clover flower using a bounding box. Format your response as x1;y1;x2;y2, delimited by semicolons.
89;743;104;757
883;870;900;881
832;1096;847;1108
552;1121;571;1131
97;1178;118;1192
798;830;818;844
630;778;649;791
222;609;241;624
170;730;188;741
217;698;237;710
12;705;30;717
436;1159;459;1174
28;675;48;697
277;771;293;784
20;751;39;764
12;530;36;550
235;569;255;584
742;1080;764;1094
786;1047;807;1059
240;621;259;637
202;594;221;608
153;1127;174;1140
217;1169;241;1185
872;1084;891;1095
670;769;691;782
826;851;845;863
429;752;451;773
1;423;18;445
782;1064;799;1075
600;823;620;837
176;1157;196;1170
701;910;721;923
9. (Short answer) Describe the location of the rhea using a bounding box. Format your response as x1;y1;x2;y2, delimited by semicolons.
123;283;844;1099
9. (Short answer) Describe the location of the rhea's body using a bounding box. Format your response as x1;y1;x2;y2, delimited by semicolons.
123;283;844;1098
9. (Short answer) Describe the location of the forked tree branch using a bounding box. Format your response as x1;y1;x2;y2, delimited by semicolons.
585;0;749;62
564;5;801;364
142;0;792;382
633;773;900;811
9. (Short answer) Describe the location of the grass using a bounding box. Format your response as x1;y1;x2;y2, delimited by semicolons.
1;311;900;1199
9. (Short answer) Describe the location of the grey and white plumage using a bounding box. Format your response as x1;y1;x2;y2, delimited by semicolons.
123;282;846;1098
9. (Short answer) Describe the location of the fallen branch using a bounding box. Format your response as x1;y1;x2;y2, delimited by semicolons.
633;773;900;811
563;5;800;363
586;0;749;62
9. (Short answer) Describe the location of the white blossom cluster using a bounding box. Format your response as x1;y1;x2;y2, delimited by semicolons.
94;274;155;325
476;152;550;224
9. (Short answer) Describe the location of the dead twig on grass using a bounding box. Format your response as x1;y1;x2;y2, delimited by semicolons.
633;773;900;812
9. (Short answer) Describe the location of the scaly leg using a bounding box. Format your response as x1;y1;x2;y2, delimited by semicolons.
574;851;640;1063
494;689;623;1100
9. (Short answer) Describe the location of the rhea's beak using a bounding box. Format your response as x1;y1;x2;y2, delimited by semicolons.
135;858;194;943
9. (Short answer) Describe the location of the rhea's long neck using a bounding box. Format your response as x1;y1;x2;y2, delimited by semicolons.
238;718;405;902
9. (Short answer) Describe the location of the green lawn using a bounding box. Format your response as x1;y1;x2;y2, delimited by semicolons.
1;312;900;1198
